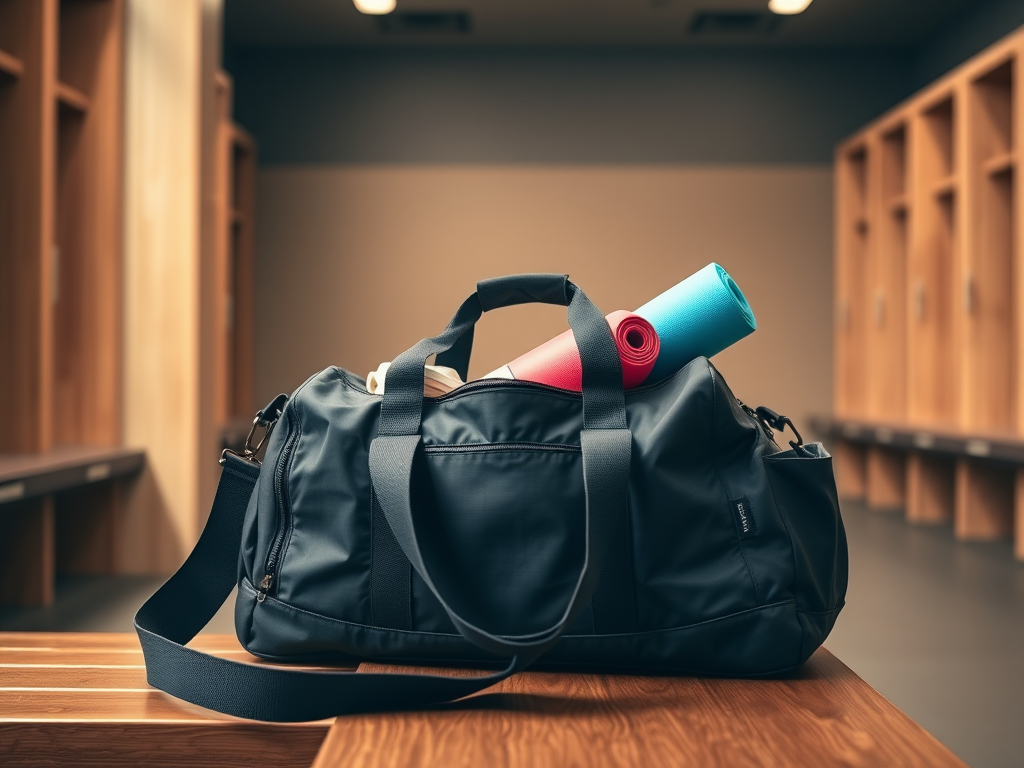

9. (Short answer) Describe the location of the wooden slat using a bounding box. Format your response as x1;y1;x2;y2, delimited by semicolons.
0;632;331;768
955;459;1014;539
0;648;253;666
312;649;965;768
2;723;329;768
983;150;1015;176
906;452;955;524
0;631;356;671
2;634;964;767
865;446;906;510
0;631;240;650
1;689;271;721
0;47;24;77
3;665;150;688
55;80;88;112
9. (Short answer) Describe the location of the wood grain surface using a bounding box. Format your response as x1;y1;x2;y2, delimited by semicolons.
0;632;332;768
2;633;966;768
313;649;966;768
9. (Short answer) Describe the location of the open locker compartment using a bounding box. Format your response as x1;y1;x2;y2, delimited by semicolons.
905;96;960;525
955;56;1017;542
833;144;871;501
51;0;121;450
864;126;909;511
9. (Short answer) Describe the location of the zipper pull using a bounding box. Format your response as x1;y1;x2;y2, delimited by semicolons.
754;406;804;450
739;400;774;441
257;574;273;603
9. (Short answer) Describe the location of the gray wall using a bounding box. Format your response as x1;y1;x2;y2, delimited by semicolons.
224;6;1024;423
229;48;914;165
227;0;1024;164
912;0;1024;88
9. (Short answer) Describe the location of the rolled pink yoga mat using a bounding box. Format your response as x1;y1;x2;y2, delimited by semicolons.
484;310;661;391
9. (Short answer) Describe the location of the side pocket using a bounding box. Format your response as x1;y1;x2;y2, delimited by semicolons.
764;443;849;655
238;483;260;588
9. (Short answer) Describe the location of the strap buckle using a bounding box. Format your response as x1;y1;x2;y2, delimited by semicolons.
220;393;289;466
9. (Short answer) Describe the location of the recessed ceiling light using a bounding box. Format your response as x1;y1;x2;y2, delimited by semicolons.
768;0;813;14
353;0;396;15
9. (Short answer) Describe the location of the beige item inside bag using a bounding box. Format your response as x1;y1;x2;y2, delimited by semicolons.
366;361;465;397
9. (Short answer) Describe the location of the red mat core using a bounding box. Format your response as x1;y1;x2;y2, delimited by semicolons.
505;309;660;391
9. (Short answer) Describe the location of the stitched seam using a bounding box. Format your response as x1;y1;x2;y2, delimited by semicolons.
335;366;379;396
242;578;797;640
797;605;844;617
222;464;258;483
706;361;762;604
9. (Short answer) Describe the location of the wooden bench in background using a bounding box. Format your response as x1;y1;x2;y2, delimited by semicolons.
2;632;966;767
812;414;1024;559
0;447;145;607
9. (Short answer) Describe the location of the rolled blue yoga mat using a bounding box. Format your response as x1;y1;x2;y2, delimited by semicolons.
635;263;756;383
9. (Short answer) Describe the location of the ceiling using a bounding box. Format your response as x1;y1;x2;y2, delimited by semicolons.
224;0;978;49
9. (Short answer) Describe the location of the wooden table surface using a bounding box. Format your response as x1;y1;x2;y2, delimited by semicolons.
1;632;966;768
312;650;967;768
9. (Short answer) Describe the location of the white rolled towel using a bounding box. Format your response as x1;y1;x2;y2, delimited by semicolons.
366;361;465;397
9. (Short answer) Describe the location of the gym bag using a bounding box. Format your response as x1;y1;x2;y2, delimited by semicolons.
135;274;848;722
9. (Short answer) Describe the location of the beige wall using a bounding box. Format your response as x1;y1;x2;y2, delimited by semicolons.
255;165;833;434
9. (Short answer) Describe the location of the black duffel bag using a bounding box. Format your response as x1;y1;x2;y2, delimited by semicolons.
135;274;848;722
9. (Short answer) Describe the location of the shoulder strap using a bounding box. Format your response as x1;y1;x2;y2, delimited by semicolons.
136;424;631;721
134;454;520;723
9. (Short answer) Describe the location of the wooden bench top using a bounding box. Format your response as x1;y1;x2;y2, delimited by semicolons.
0;446;145;505
810;413;1024;464
1;632;966;768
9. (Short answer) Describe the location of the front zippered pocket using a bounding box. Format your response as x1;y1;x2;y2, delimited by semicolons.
257;438;578;602
414;438;587;636
426;372;672;402
258;421;300;602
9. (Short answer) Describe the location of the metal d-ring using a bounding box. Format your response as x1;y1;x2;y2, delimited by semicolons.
221;415;276;466
219;394;289;466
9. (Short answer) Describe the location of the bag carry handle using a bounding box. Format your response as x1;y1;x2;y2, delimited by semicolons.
135;275;631;722
372;274;631;659
379;274;627;435
436;274;571;379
